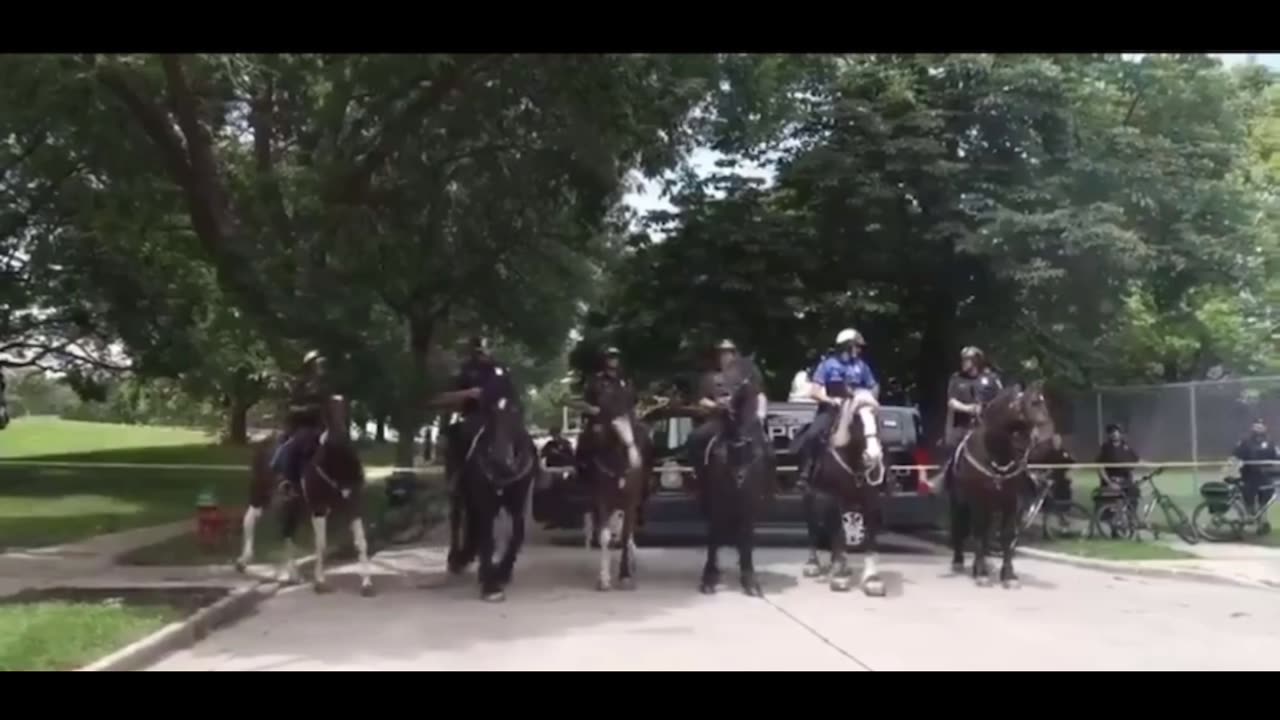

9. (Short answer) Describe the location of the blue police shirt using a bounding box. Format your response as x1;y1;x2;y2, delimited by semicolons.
812;354;877;398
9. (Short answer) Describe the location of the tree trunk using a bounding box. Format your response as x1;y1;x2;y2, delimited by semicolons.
393;316;433;471
226;397;250;445
375;417;386;443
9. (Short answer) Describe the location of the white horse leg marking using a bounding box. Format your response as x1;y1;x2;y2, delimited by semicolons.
350;517;373;595
280;537;300;584
627;534;639;575
311;515;327;588
598;509;624;590
494;504;511;563
236;506;262;569
861;552;886;597
584;511;594;550
611;417;642;470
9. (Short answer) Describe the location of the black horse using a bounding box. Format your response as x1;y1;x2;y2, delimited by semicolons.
581;380;652;591
449;393;539;602
804;390;889;596
945;382;1054;588
693;355;773;597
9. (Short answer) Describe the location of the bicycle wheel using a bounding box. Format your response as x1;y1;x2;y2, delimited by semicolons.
1191;501;1245;543
1043;502;1094;541
1158;497;1198;545
1093;502;1133;540
1021;492;1048;534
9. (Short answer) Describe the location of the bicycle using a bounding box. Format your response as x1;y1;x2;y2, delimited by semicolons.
1091;468;1198;545
368;471;448;553
1192;475;1278;543
1020;471;1094;542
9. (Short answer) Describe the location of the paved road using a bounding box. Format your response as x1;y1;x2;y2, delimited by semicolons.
152;535;1280;671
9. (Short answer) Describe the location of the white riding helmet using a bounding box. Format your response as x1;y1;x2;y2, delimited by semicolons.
835;328;866;347
302;349;325;365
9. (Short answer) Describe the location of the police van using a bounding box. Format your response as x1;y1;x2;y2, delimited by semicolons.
532;395;940;539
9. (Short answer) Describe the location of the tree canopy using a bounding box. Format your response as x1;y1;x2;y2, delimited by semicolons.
2;53;1277;444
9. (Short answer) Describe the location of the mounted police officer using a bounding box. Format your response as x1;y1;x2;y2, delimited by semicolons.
575;347;636;480
943;346;1003;455
1232;418;1280;525
270;350;335;492
685;339;758;470
434;336;520;488
791;329;879;487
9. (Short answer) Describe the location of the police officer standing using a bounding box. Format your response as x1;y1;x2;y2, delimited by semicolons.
791;329;879;486
1232;418;1280;527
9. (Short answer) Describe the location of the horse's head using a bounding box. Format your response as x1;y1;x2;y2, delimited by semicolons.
476;395;534;484
595;381;643;471
830;389;884;482
719;355;763;440
982;381;1054;454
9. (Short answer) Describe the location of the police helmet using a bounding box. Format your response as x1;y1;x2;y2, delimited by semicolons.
715;339;738;352
961;346;984;361
835;328;866;347
603;346;622;358
302;350;325;366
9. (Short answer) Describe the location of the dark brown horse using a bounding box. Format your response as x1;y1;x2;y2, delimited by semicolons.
580;381;652;591
946;382;1054;588
236;396;374;596
450;394;539;602
693;355;772;597
805;390;889;596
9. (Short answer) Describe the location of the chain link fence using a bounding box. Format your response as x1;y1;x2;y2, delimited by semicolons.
1064;376;1280;493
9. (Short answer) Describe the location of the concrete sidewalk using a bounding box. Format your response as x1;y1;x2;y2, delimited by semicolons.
151;541;1280;671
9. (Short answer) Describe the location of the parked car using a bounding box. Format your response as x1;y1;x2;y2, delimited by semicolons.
532;399;940;540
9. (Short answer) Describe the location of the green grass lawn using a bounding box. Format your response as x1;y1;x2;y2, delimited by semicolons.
0;600;178;671
0;416;406;549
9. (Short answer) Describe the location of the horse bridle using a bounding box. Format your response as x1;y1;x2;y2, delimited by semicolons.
826;397;886;488
957;389;1036;488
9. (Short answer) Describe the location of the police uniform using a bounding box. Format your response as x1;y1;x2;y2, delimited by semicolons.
446;357;518;477
944;369;1003;446
791;353;878;477
576;370;635;473
270;371;334;486
1233;430;1280;514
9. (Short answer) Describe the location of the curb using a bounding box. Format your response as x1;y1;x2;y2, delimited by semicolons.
79;552;321;672
1014;546;1278;592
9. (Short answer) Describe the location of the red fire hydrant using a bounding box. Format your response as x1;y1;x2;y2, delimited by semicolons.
195;490;228;551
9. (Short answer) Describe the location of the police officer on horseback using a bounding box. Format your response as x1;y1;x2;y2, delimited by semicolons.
575;347;636;480
435;336;520;487
270;350;335;492
944;346;1003;450
792;329;879;487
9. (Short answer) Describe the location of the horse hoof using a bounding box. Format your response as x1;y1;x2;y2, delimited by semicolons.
233;559;248;574
742;582;764;598
482;590;506;603
802;561;824;578
830;576;853;593
950;561;965;575
596;579;613;592
618;577;636;591
360;583;376;598
862;579;887;598
699;582;717;595
975;576;993;588
313;581;332;594
1002;577;1021;590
